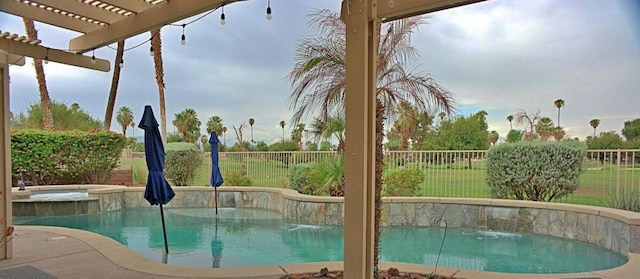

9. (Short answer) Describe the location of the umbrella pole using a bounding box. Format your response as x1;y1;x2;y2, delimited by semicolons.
160;203;169;254
215;187;218;215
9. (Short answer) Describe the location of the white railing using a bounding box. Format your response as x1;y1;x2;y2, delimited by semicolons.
128;149;640;207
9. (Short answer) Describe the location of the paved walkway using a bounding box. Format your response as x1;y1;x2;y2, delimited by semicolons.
1;226;639;279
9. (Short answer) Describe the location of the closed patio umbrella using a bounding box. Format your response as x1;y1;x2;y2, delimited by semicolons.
209;131;224;214
139;105;175;255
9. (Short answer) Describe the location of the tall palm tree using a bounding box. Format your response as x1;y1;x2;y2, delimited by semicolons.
206;116;224;135
506;115;513;130
590;119;600;138
279;120;286;141
116;106;134;136
249;118;255;147
222;126;227;146
292;123;306;150
103;40;125;130
150;28;167;143
554;99;565;127
309;114;346;153
394;101;419;150
23;18;54;131
287;10;456;269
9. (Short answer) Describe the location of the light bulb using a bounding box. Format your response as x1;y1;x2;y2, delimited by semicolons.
119;59;124;68
266;7;272;20
91;55;96;64
220;13;226;25
149;46;154;56
181;34;186;45
44;56;48;64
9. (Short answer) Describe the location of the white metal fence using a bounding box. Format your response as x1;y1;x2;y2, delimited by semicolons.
126;149;640;207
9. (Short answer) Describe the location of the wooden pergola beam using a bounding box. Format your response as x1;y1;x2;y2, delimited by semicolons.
0;0;101;33
377;0;484;21
34;0;127;24
0;39;109;72
69;0;244;53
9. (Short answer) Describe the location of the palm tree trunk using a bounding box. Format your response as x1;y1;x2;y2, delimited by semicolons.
151;29;167;143
557;108;561;127
23;18;54;131
103;40;125;130
374;99;384;268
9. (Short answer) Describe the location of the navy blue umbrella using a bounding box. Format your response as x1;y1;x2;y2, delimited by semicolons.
209;131;224;214
139;105;175;255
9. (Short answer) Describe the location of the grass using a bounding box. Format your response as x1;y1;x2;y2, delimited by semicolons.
129;153;640;208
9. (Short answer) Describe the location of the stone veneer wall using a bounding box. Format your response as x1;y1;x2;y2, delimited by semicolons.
13;185;640;256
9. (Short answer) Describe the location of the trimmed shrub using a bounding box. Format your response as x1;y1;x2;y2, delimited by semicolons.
486;141;586;202
307;155;344;196
164;142;202;186
289;163;316;195
11;129;126;185
383;167;423;197
223;170;252;186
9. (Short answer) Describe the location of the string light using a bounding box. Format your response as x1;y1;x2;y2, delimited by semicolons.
149;45;154;56
220;5;226;25
119;59;124;68
44;48;49;64
181;24;186;45
266;0;272;20
91;50;96;64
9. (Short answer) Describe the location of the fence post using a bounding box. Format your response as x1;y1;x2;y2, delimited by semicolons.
616;149;621;200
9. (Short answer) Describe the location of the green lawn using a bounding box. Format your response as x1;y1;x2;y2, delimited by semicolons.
130;153;640;208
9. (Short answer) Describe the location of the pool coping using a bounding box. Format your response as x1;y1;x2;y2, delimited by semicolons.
17;225;640;279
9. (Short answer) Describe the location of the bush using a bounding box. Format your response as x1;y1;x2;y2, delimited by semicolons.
486;141;586;202
223;170;252;186
603;190;640;212
289;163;316;195
164;142;202;186
383;167;423;197
307;155;344;195
11;129;126;185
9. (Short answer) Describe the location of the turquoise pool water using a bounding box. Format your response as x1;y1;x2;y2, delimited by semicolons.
14;207;627;273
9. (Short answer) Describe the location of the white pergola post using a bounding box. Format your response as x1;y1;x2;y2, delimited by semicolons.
342;1;378;278
0;56;12;260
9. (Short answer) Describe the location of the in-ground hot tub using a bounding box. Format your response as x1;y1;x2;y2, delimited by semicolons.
11;185;124;216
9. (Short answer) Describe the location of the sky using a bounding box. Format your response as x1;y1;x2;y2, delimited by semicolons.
2;0;639;145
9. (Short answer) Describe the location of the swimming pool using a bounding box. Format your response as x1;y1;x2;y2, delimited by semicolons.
14;207;627;274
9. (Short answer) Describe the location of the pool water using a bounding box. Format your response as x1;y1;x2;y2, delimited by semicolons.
14;207;627;273
28;191;89;201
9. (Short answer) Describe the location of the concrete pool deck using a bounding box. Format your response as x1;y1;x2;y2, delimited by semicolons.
1;226;639;279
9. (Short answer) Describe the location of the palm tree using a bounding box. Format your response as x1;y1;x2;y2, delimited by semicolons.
394;101;419;150
553;127;565;141
489;130;499;145
103;40;125;130
173;109;201;143
506;115;513;130
249;118;255;147
279;120;286;141
116;106;134;136
554;99;565;127
23;18;54;131
222;126;227;146
309;114;346;153
292;123;306;150
206;116;224;136
590;119;600;138
287;10;456;269
536;117;555;141
150;28;167;143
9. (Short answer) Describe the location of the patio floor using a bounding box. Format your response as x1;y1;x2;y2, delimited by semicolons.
1;226;639;279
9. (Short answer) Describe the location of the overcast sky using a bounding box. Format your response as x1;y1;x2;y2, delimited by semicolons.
2;0;639;145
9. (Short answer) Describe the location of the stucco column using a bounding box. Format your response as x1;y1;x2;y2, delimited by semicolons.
342;0;378;278
0;57;12;259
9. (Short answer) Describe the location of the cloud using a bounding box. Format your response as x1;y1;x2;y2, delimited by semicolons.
3;0;638;145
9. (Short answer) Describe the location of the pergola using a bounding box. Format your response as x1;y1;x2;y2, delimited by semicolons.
0;1;480;278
